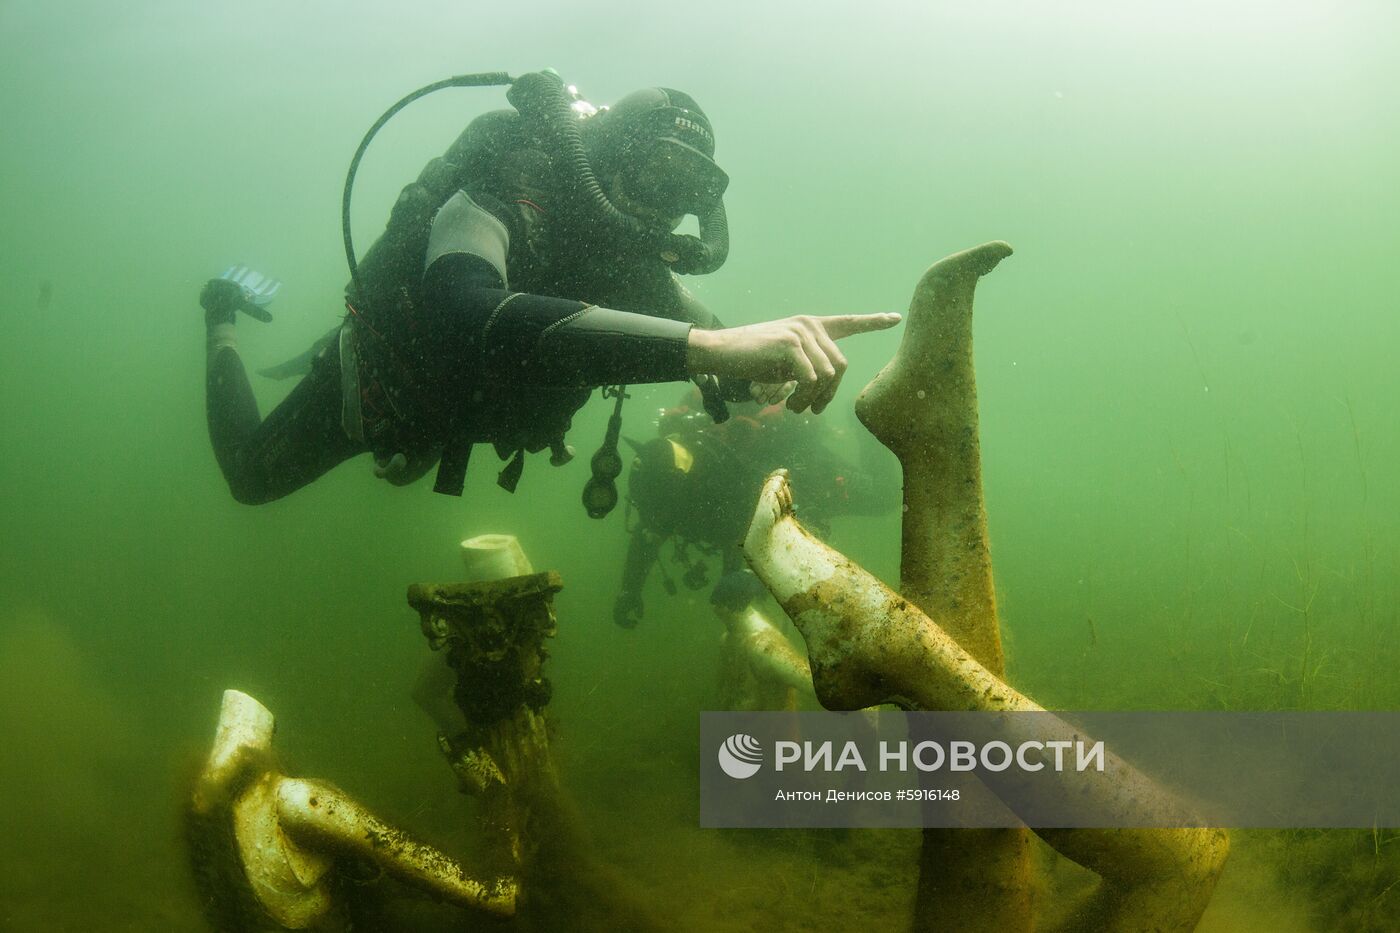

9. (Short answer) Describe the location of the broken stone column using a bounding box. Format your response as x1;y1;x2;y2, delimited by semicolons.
407;570;564;876
408;552;666;931
410;534;538;741
743;468;1230;932
184;689;516;932
854;241;1035;930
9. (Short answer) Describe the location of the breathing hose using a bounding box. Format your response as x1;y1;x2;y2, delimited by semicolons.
342;68;730;309
506;71;728;275
341;71;514;310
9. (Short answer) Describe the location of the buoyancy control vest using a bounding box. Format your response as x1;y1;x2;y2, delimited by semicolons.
338;71;735;503
341;109;587;496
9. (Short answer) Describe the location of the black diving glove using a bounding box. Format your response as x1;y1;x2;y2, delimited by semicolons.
710;570;768;616
200;277;274;327
200;278;243;327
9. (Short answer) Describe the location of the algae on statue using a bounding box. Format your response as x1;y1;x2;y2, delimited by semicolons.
743;470;1229;931
185;689;516;932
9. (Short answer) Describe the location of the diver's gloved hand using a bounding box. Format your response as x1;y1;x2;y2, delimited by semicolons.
201;276;275;326
710;570;768;617
200;278;243;327
373;452;410;484
371;450;441;487
613;588;643;629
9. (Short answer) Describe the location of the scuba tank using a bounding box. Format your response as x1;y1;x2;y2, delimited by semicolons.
340;69;731;507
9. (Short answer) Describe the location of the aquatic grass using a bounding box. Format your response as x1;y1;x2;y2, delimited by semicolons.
1339;391;1381;708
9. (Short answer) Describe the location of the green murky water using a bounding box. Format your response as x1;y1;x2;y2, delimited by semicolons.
1;1;1397;930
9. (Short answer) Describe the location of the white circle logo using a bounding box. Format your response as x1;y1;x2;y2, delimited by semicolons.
718;733;763;779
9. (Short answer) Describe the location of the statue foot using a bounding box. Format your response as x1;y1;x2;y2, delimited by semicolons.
742;470;974;711
855;241;1012;454
927;240;1013;284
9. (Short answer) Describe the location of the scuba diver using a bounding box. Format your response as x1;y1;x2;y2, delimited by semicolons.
613;388;900;628
202;71;898;506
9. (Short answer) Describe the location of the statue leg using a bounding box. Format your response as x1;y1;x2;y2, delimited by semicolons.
743;473;1229;933
856;241;1033;931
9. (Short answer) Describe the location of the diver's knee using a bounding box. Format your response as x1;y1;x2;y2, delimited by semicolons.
227;476;278;506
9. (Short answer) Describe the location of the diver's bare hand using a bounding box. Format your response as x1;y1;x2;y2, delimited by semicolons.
685;313;901;414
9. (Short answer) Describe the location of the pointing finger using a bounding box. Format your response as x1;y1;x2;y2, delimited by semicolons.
819;313;902;340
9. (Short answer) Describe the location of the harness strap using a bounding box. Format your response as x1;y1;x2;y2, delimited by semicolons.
497;448;526;493
433;438;473;496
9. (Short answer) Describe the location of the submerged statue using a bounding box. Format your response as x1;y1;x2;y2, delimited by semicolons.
717;601;814;711
186;534;666;932
185;689;515;931
742;243;1229;932
408;533;670;931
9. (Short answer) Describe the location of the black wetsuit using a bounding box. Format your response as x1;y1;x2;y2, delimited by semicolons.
206;109;740;505
206;334;362;504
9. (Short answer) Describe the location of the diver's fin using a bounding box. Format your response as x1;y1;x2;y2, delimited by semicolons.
220;265;280;303
218;264;282;323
